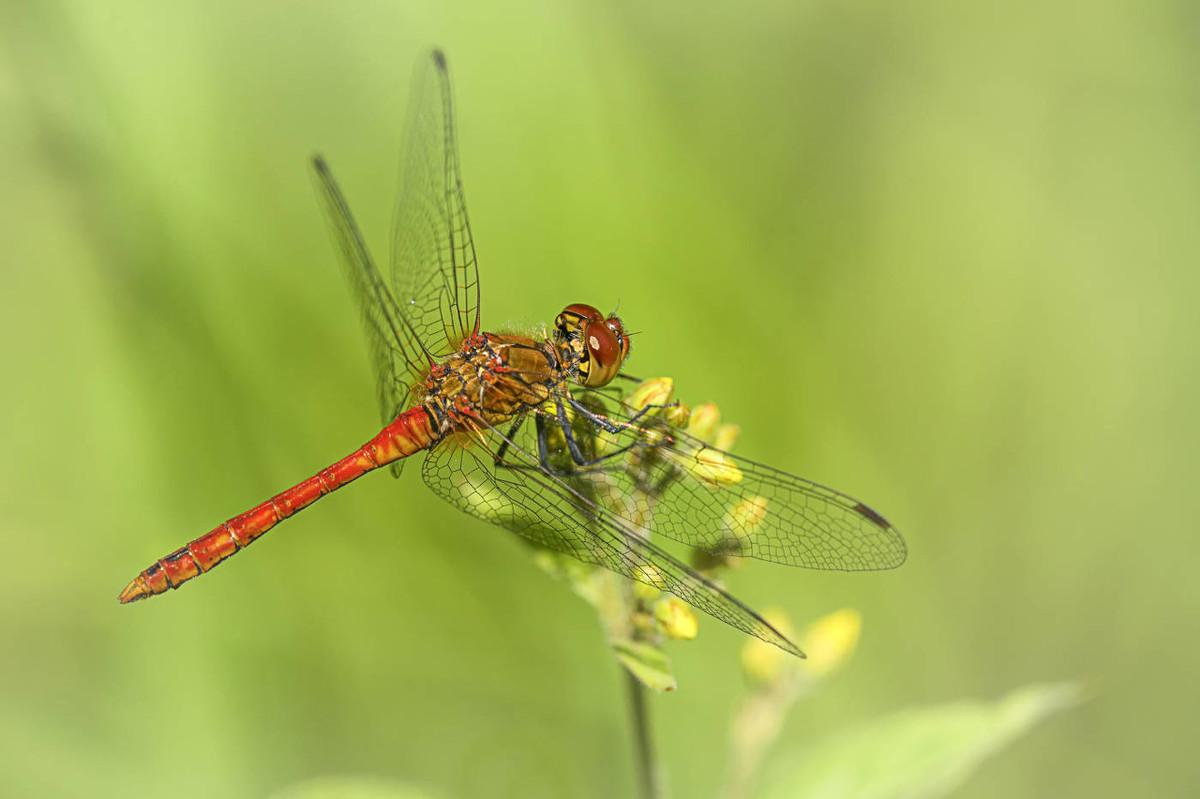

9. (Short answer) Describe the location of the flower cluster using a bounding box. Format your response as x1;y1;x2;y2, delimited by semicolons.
529;376;863;699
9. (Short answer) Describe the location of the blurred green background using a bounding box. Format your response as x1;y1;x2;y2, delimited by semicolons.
2;1;1195;796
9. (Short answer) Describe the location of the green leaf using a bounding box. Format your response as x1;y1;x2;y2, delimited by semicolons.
271;776;438;799
757;682;1083;799
611;638;678;693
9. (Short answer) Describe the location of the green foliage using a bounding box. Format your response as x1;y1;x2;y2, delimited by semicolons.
611;640;678;694
0;1;1192;797
756;683;1083;799
534;383;1080;799
273;778;437;799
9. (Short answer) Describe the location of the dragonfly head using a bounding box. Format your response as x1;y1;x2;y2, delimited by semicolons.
555;303;631;387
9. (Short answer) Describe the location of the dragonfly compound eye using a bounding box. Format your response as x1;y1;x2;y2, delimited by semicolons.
605;315;631;361
556;303;604;339
581;320;624;387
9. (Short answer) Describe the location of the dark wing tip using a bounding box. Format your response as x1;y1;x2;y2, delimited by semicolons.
784;638;807;659
756;616;806;658
431;48;447;70
311;153;329;173
853;502;891;529
852;502;908;569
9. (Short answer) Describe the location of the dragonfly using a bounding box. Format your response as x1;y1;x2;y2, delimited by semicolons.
118;50;906;656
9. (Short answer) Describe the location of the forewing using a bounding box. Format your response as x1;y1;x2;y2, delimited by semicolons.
570;388;908;571
311;157;432;448
391;49;481;358
421;425;802;656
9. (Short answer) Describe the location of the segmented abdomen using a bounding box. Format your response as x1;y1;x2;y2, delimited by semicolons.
118;407;436;603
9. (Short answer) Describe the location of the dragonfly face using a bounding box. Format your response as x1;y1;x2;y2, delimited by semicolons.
554;303;631;388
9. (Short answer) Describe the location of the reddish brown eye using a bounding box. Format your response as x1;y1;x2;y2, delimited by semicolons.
556;303;606;342
605;317;630;360
581;320;623;387
585;321;619;366
562;303;604;323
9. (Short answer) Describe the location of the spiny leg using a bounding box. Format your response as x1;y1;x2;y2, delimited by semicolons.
555;396;593;464
566;396;676;434
493;413;528;465
544;402;650;472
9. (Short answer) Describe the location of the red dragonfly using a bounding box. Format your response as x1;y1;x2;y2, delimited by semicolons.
118;50;906;655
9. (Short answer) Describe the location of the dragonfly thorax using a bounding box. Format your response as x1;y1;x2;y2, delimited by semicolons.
422;332;558;430
553;303;630;388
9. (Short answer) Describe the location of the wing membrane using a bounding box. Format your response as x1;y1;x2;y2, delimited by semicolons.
421;424;802;656
550;388;906;571
390;49;481;356
312;50;480;476
311;157;432;428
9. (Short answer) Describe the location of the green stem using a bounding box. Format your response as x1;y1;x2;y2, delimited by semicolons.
625;667;659;799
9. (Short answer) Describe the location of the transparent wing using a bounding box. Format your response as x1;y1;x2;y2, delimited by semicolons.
390;49;481;359
552;387;907;571
312;49;479;477
311;157;432;435
421;423;803;656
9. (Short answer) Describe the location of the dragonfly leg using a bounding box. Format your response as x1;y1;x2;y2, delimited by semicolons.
566;396;675;433
565;396;624;433
494;413;610;477
488;410;624;475
492;413;528;465
534;412;553;470
555;397;596;463
489;414;569;480
545;402;649;471
531;412;582;476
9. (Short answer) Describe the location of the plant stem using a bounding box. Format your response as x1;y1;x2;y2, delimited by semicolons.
625;668;659;799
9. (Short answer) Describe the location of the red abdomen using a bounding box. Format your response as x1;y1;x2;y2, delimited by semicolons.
118;407;436;603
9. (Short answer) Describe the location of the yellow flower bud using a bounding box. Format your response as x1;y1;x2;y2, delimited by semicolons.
628;377;674;411
593;427;621;457
631;563;666;590
725;496;769;542
640;427;668;448
685;448;744;486
665;402;691;428
632;609;658;636
632;580;662;603
799;608;862;677
654;596;699;640
714;423;741;451
531;549;560;575
687;402;721;440
740;608;797;686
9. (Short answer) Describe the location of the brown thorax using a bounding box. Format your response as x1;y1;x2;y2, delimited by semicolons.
423;332;560;432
